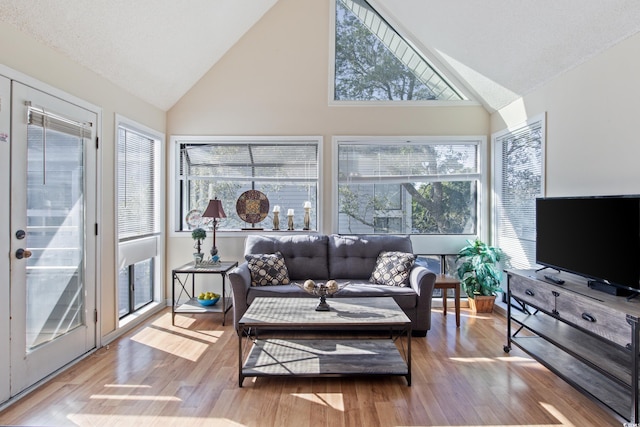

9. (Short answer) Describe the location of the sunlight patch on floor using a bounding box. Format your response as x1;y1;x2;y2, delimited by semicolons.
103;384;152;389
291;392;345;411
495;355;540;365
131;326;211;361
449;356;496;363
89;394;182;402
539;401;576;426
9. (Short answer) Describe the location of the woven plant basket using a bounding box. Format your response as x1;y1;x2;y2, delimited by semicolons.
469;295;496;313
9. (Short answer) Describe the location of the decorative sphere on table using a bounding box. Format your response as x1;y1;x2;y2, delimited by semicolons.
326;280;338;293
303;279;316;292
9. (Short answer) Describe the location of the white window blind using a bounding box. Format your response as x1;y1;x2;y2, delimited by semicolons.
28;104;92;139
336;138;483;235
118;127;160;241
493;114;545;269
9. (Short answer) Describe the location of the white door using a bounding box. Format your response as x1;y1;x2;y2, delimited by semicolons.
0;75;11;403
9;82;97;395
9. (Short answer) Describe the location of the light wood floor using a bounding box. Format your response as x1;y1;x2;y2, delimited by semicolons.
0;306;622;427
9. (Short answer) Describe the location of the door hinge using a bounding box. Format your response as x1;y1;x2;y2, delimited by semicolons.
95;223;98;236
94;309;98;323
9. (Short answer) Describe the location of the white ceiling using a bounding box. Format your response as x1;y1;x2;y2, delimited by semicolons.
2;0;640;112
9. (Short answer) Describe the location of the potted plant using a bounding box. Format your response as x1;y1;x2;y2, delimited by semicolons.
456;239;503;313
191;227;207;263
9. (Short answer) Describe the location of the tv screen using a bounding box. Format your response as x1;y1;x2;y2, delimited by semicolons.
536;195;640;292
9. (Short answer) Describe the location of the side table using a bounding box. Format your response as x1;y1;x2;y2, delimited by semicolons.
172;261;238;326
434;274;461;327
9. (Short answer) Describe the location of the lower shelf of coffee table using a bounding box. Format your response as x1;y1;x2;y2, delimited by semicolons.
242;338;408;378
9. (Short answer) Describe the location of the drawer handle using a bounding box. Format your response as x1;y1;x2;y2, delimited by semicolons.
581;313;596;323
525;289;535;296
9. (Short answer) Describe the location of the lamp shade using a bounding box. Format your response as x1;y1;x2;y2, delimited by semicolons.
202;198;226;219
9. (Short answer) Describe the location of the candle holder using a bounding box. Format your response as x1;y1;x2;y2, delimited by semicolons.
303;201;311;230
272;205;280;230
287;209;294;230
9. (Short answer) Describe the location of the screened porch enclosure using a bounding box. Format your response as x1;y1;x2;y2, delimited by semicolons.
177;140;319;231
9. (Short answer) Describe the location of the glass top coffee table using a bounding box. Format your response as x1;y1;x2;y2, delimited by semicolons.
237;297;412;387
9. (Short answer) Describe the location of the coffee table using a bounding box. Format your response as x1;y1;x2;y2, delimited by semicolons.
237;297;412;386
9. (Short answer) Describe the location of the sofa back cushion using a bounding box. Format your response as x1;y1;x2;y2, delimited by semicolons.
244;234;329;280
328;234;413;279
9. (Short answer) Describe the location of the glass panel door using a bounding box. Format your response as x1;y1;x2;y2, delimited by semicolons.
10;82;97;395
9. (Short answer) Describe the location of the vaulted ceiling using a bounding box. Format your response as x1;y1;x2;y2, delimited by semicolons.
2;0;639;112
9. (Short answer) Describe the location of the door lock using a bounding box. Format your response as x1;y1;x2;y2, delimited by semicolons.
16;248;32;259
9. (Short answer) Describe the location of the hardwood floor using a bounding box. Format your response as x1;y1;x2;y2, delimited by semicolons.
0;306;622;426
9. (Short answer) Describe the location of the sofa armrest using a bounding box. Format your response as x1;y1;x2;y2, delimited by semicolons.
229;262;251;334
409;265;437;332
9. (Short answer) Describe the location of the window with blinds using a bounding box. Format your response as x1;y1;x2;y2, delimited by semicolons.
174;137;321;231
492;114;545;269
336;137;483;235
116;118;163;320
117;127;161;241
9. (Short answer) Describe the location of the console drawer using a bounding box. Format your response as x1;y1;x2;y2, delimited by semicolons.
555;292;630;348
509;274;556;313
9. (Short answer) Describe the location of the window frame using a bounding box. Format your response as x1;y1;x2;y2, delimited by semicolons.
169;135;324;236
491;113;546;271
115;115;165;323
332;135;488;254
328;0;477;107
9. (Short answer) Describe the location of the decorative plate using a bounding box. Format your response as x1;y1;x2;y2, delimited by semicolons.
185;209;203;228
236;190;269;225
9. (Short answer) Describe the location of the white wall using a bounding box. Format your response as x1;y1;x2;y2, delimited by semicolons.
0;23;166;338
166;0;490;274
491;31;640;198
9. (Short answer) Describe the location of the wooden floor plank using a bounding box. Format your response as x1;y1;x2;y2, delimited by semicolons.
0;307;623;426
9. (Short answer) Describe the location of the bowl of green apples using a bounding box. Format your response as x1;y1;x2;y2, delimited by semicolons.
197;291;220;306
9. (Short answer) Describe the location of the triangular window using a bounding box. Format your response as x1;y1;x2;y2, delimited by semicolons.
334;0;464;101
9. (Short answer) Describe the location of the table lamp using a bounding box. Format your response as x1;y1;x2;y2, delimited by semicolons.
202;198;226;261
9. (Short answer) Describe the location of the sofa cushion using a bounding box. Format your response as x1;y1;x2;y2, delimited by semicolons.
244;234;329;280
245;252;291;286
328;234;413;279
370;251;416;287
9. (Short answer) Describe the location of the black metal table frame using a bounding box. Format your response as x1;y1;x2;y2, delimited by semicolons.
171;261;238;326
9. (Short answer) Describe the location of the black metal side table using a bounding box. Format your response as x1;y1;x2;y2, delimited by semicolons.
171;261;238;326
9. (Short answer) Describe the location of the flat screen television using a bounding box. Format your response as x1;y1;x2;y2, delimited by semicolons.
536;195;640;296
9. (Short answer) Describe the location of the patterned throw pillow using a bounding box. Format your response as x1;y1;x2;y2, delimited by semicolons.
245;251;291;286
369;251;416;287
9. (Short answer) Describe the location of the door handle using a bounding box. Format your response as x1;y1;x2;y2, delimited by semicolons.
16;248;32;259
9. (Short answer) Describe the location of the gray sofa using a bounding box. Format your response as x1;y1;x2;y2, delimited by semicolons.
228;234;437;336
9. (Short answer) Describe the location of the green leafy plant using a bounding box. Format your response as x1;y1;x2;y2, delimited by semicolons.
456;239;503;299
191;228;207;253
